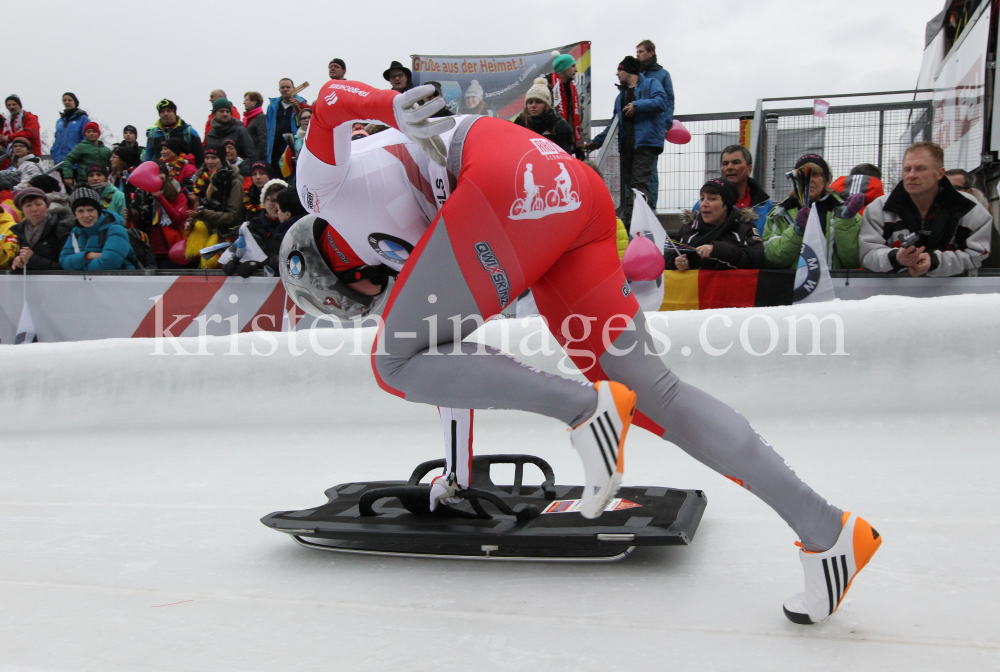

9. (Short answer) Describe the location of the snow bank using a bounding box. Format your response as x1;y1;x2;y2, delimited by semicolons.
1;294;997;429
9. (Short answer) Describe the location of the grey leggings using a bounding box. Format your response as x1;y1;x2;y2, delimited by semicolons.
374;224;843;551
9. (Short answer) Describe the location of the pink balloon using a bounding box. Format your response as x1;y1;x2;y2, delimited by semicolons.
666;120;692;145
129;161;163;192
621;235;665;282
168;239;191;266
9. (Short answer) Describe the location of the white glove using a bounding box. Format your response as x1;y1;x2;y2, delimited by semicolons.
429;473;464;512
392;85;456;167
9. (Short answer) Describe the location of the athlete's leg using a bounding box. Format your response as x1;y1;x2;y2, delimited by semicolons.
531;166;843;552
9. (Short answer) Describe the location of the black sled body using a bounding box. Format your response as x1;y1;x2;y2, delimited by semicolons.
262;454;707;562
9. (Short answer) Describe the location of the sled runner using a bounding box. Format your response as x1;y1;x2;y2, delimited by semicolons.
262;454;707;562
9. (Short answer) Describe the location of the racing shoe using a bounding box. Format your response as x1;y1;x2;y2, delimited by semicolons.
569;381;636;519
783;512;882;624
429;473;464;512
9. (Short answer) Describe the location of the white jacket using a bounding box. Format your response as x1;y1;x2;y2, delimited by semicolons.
11;154;43;191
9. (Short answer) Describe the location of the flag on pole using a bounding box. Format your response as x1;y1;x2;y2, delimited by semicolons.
628;189;666;312
15;294;37;344
793;206;836;304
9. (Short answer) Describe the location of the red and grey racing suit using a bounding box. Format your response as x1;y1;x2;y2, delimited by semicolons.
297;79;844;552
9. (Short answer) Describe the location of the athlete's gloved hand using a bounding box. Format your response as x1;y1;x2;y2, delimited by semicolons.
429;473;464;512
236;260;263;278
794;206;811;235
393;85;456;167
841;193;865;219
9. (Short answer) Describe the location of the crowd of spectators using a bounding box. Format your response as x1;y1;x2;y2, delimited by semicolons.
0;43;993;283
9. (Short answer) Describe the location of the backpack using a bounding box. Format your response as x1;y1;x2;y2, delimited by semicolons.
95;226;157;269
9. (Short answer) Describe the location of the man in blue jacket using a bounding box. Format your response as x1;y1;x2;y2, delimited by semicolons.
636;40;674;209
266;78;308;174
587;56;667;225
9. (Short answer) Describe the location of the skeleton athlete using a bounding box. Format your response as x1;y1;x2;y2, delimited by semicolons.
289;79;881;624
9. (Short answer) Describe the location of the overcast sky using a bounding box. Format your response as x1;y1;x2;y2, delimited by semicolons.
7;0;945;149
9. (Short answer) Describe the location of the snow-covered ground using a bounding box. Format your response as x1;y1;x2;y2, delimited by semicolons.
1;295;998;671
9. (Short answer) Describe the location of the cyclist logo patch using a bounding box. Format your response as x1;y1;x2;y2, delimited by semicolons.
509;154;581;221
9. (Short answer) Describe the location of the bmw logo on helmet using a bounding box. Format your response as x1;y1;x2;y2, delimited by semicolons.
368;233;413;264
287;251;305;279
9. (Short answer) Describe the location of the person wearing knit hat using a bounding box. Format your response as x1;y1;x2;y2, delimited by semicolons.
546;51;585;160
204;91;242;143
205;96;253;159
117;124;144;155
243;162;274;219
60;118;112;188
145;98;205;166
10;187;73;272
328;58;347;80
461;80;492;116
7;136;43;191
112;145;141;169
159;137;197;189
60;185;136;270
86;163;127;217
762;152;863;271
109;146;141;213
13;187;49;211
586;54;669;225
663;177;764;272
513;78;574;155
188;144;245;256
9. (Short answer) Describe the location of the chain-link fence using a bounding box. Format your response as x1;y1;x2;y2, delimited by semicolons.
591;95;933;215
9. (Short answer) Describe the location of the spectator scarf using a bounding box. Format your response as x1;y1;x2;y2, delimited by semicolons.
193;170;213;200
7;110;26;133
548;73;581;146
166;157;188;183
96;184;114;210
243;189;262;216
243;106;264;128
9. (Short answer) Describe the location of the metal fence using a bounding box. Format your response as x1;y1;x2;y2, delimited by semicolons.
592;92;933;215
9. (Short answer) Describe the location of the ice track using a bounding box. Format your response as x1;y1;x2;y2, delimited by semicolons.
1;294;998;671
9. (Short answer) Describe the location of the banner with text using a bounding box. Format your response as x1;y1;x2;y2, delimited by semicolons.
411;42;591;141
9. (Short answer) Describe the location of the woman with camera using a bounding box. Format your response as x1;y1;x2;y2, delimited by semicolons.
185;148;244;267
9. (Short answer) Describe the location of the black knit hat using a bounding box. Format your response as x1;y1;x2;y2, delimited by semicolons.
701;178;739;210
71;186;103;213
5;94;22;107
618;56;641;76
113;145;141;167
330;58;346;70
123;124;137;135
86;164;109;176
9;137;31;150
249;161;272;177
795;154;831;181
163;137;186;157
156;98;177;112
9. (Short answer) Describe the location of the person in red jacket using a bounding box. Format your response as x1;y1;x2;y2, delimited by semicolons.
128;160;189;267
2;95;42;157
830;163;884;216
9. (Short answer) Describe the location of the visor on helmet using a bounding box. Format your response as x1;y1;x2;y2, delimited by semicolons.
279;215;393;322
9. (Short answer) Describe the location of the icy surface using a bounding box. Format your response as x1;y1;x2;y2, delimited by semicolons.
1;295;998;670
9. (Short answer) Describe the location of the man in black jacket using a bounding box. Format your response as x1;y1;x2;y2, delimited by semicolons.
205;98;254;160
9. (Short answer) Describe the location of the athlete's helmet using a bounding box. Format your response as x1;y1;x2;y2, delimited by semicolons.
279;214;393;321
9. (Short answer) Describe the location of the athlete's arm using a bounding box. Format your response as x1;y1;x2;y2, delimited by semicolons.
306;80;400;166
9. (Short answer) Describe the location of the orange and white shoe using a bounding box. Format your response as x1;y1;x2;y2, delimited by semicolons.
783;512;882;624
569;381;636;519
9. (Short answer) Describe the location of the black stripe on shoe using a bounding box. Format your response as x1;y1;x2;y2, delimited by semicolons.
589;424;613;476
823;558;834;617
596;414;617;462
832;557;842;608
604;411;621;447
840;555;850;603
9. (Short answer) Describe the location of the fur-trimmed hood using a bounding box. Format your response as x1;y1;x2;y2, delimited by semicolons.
680;207;759;226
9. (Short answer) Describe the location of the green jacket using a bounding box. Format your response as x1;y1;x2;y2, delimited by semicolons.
61;140;112;182
762;193;861;270
98;182;126;218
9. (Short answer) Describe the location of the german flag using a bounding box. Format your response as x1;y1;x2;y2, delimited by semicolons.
659;269;795;311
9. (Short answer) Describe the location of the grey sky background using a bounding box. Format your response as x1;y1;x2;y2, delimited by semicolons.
8;0;944;150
